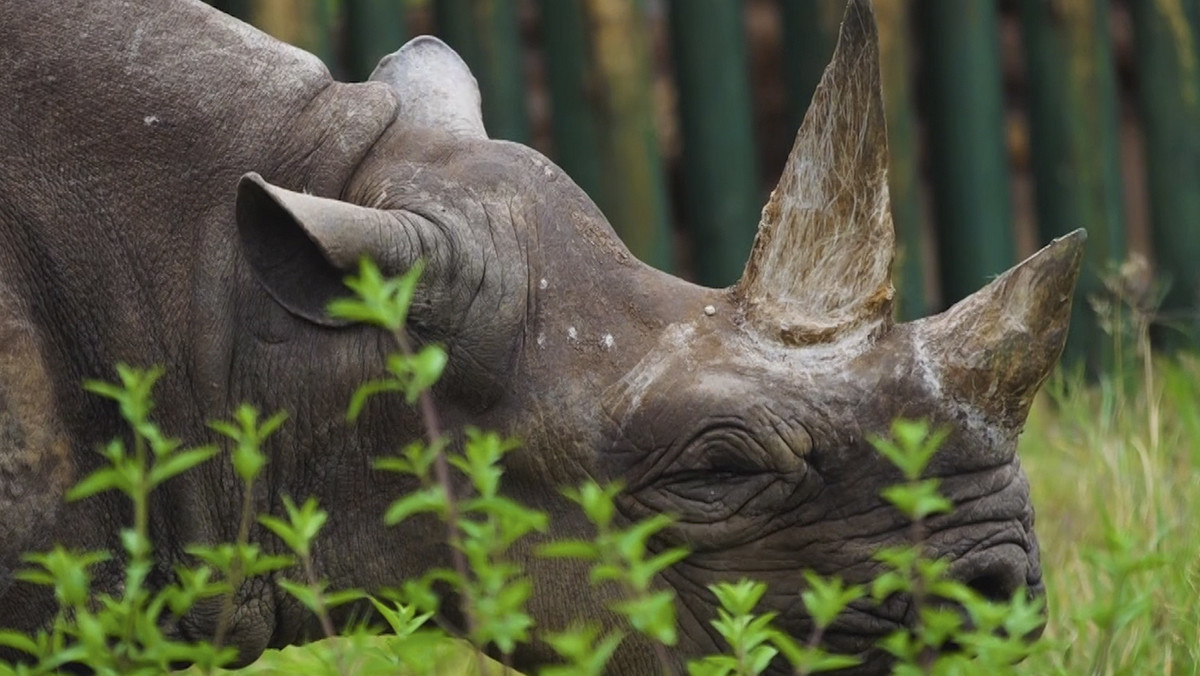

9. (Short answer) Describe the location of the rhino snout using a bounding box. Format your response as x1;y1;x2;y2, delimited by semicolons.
951;540;1044;606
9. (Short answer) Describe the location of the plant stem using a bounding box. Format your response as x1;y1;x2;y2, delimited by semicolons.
390;329;482;665
213;478;257;650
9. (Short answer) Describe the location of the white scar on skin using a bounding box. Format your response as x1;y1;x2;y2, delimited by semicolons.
605;323;695;424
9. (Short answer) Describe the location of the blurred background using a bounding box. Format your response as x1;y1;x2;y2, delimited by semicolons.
204;0;1200;372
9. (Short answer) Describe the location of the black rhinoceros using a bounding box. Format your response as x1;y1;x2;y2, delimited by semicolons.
0;0;1081;673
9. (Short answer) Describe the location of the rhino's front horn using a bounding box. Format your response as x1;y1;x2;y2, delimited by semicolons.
917;229;1086;428
737;0;894;346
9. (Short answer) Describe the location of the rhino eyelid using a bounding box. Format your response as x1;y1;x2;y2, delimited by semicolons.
661;466;762;485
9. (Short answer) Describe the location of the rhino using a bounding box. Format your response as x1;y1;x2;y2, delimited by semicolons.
0;0;1081;673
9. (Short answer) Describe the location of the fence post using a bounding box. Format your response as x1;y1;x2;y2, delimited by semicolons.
434;0;529;143
344;0;409;81
779;0;843;131
538;0;604;203
577;0;674;272
1020;0;1126;369
207;0;251;20
875;0;929;320
249;0;335;69
916;0;1014;306
1130;0;1200;347
667;0;759;287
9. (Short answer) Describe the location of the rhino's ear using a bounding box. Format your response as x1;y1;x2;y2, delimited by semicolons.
370;35;487;139
236;173;393;327
917;230;1086;428
737;0;893;346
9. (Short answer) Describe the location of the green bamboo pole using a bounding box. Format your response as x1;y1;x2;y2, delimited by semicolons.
538;0;604;202
1020;0;1125;369
1130;0;1200;346
311;0;334;70
779;0;843;131
251;0;334;67
581;0;674;271
875;0;929;320
207;0;251;20
916;0;1014;306
344;0;409;81
667;0;759;287
434;0;529;142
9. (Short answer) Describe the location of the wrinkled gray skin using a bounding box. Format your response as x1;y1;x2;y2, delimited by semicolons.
0;1;1080;674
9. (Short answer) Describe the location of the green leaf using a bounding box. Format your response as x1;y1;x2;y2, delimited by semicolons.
368;597;435;637
881;480;952;521
277;579;323;614
384;486;448;525
0;630;38;656
871;570;911;602
612;590;678;646
537;539;600;560
404;345;448;403
868;418;950;481
542;625;624;676
346;378;405;422
799;571;864;630
709;578;768;617
148;446;219;486
324;588;367;608
749;645;780;674
65;467;124;501
632;548;690;588
564;481;621;528
327;258;425;330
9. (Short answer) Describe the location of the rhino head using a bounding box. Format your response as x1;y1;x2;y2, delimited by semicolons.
232;0;1080;672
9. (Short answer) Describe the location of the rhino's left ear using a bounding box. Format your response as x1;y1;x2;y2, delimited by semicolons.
236;173;396;326
370;36;487;139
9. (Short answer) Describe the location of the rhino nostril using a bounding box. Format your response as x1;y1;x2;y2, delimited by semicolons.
966;571;1017;603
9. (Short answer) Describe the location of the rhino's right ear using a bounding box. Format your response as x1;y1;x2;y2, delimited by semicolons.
370;36;487;139
236;173;394;327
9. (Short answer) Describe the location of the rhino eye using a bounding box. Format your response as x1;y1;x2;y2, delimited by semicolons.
656;429;774;502
661;465;766;505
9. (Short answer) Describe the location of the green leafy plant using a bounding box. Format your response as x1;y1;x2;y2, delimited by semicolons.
866;419;1047;676
330;259;548;671
1;365;236;675
4;256;1191;676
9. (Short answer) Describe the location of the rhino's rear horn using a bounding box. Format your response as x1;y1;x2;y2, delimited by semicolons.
737;0;894;346
917;230;1086;428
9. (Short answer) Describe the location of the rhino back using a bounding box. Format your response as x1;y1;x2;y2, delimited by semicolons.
0;0;397;405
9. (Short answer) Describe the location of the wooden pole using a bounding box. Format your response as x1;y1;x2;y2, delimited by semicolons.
578;0;675;271
434;0;529;142
344;0;409;81
538;0;604;202
1020;0;1126;369
779;0;843;131
251;0;335;68
668;0;759;287
917;0;1015;306
875;0;930;320
1130;0;1200;346
208;0;252;20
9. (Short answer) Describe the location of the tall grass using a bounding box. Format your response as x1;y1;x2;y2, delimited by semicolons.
1021;350;1200;675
